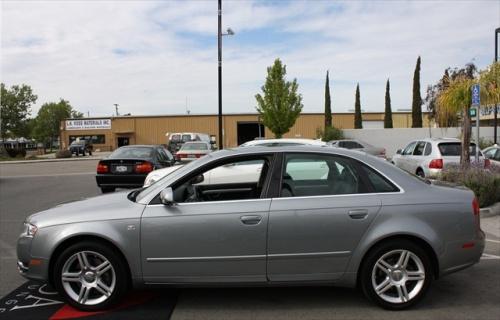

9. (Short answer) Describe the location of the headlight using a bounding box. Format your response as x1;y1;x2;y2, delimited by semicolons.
24;222;38;237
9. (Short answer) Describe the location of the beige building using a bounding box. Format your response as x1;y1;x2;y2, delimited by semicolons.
60;112;432;151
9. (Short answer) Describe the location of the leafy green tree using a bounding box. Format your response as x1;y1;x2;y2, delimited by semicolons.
0;83;37;141
33;99;81;151
324;70;332;128
412;56;423;127
384;79;393;128
255;58;303;138
436;75;474;166
354;83;362;129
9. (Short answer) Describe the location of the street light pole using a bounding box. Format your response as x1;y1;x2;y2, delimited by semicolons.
218;0;222;149
217;0;234;150
494;27;499;144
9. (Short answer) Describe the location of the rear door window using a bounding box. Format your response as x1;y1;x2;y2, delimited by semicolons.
413;141;426;156
424;143;432;156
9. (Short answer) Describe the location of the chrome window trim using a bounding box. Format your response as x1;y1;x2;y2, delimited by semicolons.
146;197;271;207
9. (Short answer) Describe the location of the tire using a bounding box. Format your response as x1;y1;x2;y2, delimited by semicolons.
101;187;115;193
53;241;128;311
416;169;425;178
360;239;433;310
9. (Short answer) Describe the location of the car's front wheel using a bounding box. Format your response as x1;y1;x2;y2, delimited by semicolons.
53;241;128;311
360;239;432;310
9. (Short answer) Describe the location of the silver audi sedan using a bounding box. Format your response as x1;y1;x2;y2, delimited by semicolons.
17;146;485;311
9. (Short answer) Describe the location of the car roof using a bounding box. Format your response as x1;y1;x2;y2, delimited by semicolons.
183;141;210;145
241;138;326;146
119;145;162;149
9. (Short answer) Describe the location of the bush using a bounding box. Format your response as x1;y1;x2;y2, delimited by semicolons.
478;137;494;150
5;148;26;158
438;164;500;207
316;126;344;142
56;150;72;158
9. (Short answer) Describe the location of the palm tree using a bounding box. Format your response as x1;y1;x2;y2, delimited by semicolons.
436;75;473;167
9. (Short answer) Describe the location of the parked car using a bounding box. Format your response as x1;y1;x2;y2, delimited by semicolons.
328;139;386;158
239;138;326;147
392;138;488;178
175;141;212;162
18;146;484;311
167;132;215;154
482;145;500;168
95;145;175;193
69;139;93;156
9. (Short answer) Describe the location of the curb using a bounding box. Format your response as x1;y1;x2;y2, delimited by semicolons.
480;202;500;218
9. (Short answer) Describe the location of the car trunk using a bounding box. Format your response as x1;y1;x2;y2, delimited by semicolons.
99;158;153;174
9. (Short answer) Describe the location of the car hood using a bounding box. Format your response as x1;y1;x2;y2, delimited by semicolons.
27;191;146;229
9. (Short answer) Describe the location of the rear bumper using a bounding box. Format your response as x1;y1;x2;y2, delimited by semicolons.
440;231;485;277
96;174;147;188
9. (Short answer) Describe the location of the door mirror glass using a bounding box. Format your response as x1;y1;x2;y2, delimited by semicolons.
396;149;402;154
160;187;175;205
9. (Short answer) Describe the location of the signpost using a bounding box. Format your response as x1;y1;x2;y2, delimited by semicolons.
471;84;480;162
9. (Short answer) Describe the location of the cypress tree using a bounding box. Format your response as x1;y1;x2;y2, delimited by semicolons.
384;78;393;128
412;56;423;127
324;70;332;128
354;83;362;129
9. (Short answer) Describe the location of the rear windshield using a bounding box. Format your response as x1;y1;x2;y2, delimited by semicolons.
181;143;208;151
109;147;153;159
438;143;477;156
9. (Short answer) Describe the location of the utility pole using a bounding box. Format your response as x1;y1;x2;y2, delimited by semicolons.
114;104;119;116
494;28;499;144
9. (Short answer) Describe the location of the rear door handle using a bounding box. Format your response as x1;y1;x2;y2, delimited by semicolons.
240;215;262;225
348;209;368;219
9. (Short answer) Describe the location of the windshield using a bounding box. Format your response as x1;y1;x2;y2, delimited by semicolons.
181;143;208;151
109;147;154;159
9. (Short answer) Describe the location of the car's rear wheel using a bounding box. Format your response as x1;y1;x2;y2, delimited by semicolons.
53;241;128;311
360;239;432;310
416;168;425;178
100;187;115;193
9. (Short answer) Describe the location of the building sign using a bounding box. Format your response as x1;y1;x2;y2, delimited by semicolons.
65;119;111;130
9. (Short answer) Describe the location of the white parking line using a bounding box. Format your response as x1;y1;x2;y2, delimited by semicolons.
1;172;95;178
486;239;500;244
481;253;500;260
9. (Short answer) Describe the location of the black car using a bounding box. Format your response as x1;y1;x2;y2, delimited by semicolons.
96;145;175;193
69;140;93;156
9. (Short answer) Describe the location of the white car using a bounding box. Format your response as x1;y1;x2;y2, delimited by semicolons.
392;138;488;178
144;152;329;187
239;138;326;147
482;145;500;168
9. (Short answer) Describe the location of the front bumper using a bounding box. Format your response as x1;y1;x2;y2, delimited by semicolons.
17;235;49;281
96;174;147;188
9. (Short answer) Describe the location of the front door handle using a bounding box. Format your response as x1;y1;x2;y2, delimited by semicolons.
348;209;368;219
240;215;262;225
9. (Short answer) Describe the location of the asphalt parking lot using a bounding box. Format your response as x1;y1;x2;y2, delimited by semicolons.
1;160;499;319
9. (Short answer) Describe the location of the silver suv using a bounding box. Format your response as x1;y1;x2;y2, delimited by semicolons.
392;138;487;178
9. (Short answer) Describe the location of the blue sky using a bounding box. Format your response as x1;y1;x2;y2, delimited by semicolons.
1;0;499;117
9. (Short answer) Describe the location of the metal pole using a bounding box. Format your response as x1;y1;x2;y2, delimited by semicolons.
476;107;480;162
217;0;223;150
494;28;499;144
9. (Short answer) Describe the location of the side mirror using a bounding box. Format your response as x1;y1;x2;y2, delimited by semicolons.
160;187;175;205
396;149;402;155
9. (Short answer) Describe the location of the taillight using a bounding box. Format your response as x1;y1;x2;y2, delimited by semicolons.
472;197;481;230
97;162;109;174
484;159;491;168
195;154;204;158
429;159;443;169
135;162;153;174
